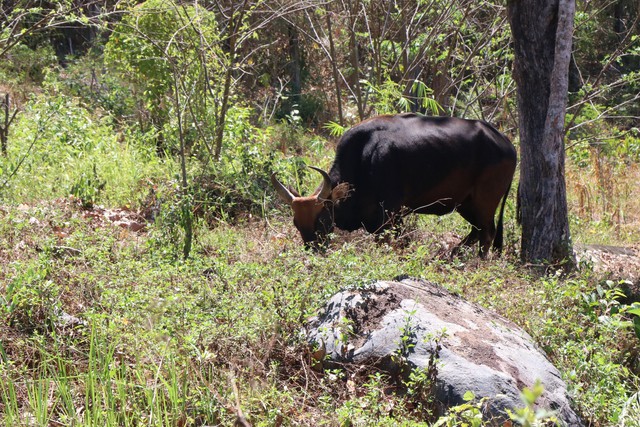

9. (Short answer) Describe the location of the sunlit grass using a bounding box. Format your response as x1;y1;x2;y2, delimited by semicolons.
1;189;638;425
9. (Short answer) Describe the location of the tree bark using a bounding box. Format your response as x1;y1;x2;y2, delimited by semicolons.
508;0;575;265
1;93;9;157
171;70;193;260
1;93;18;157
346;0;364;120
287;23;302;107
325;7;344;126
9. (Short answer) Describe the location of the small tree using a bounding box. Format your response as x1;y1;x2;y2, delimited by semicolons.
0;1;113;156
106;0;227;258
0;94;18;157
104;0;289;258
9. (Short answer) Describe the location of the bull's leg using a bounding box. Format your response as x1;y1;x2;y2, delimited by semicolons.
362;203;411;248
460;161;514;257
362;198;399;234
365;212;399;247
477;222;497;257
456;205;496;257
385;210;413;248
362;206;388;234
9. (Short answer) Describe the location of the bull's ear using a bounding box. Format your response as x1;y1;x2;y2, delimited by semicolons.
330;182;352;204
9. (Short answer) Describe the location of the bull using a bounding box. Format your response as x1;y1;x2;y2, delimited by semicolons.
271;113;517;256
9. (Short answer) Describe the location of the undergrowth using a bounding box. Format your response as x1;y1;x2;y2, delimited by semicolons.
1;197;639;425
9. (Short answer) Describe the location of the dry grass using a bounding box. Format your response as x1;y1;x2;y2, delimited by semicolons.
567;159;640;245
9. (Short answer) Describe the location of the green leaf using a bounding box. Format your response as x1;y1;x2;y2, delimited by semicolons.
627;308;640;317
633;317;640;340
323;121;346;137
463;390;475;401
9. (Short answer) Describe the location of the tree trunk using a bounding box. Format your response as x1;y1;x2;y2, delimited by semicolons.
171;72;193;260
214;0;249;161
508;0;575;265
1;94;9;157
1;93;18;157
346;0;364;120
287;23;302;107
325;7;344;126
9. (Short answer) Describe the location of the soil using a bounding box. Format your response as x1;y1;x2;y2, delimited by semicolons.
575;243;640;303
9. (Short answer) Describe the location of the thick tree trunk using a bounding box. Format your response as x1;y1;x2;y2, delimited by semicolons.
508;0;575;265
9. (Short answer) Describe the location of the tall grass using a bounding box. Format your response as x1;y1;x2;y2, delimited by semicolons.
0;321;219;426
567;151;640;245
1;197;638;425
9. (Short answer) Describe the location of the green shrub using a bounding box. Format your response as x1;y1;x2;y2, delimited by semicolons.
0;43;57;85
59;53;139;123
0;94;173;206
1;260;60;334
69;164;106;209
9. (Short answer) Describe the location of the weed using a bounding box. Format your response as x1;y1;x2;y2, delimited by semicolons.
1;259;60;333
432;391;485;427
69;163;106;209
508;381;559;426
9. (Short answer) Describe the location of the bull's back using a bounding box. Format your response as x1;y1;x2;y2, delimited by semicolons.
333;114;515;187
329;114;516;223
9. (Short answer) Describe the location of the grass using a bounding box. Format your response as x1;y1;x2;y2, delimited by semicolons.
567;157;640;245
1;186;639;425
0;95;176;207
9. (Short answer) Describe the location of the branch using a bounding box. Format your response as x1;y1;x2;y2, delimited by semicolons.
0;1;124;60
565;8;640;135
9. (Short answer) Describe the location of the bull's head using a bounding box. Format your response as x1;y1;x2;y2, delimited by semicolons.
271;166;347;249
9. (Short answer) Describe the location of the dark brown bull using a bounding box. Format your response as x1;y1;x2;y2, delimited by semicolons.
272;113;517;256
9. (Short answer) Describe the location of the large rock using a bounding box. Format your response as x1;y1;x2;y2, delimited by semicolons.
307;277;583;426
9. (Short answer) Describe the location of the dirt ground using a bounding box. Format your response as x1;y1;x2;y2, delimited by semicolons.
575;243;640;303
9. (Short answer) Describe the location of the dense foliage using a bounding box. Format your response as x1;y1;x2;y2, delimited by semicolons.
1;0;639;425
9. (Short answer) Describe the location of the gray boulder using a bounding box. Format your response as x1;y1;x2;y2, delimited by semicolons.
306;277;583;426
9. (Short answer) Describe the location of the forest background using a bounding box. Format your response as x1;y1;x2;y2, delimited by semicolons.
1;0;640;425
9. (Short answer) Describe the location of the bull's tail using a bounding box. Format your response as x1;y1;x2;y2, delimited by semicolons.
493;179;513;254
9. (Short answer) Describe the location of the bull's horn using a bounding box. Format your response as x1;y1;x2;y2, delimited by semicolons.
270;172;295;205
308;166;333;200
